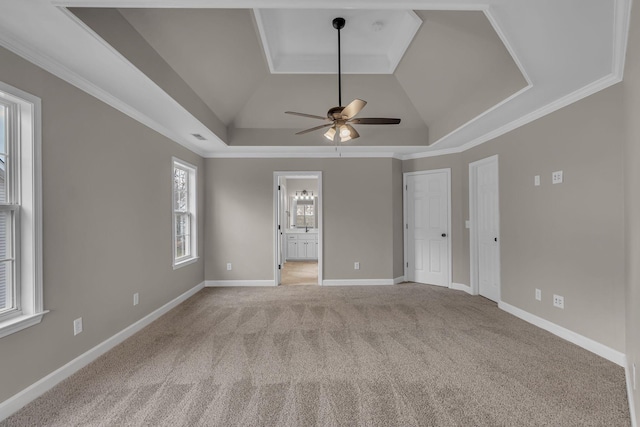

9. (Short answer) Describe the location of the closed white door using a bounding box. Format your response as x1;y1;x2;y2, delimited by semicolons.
405;170;450;287
471;157;500;302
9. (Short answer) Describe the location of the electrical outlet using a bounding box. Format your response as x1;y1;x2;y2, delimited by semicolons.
535;288;541;301
354;262;360;270
553;294;564;309
226;263;232;271
133;293;139;306
534;175;540;186
552;170;563;184
73;317;83;336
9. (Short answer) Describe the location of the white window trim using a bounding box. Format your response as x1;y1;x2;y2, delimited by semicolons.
172;157;198;269
0;81;46;339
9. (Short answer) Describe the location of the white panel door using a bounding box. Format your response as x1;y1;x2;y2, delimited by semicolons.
406;171;450;287
475;159;500;302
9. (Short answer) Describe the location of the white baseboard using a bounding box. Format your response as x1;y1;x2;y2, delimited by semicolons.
322;278;396;286
450;282;472;294
0;281;205;422
394;276;405;284
498;301;626;367
626;362;638;427
205;280;275;287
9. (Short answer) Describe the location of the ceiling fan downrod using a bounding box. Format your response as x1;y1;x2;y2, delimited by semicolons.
333;17;345;107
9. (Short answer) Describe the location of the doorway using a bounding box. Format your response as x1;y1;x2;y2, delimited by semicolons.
273;172;322;286
404;169;451;287
469;155;500;302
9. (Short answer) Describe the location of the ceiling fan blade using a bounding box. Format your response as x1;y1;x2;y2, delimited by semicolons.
349;118;401;125
295;123;334;135
285;111;330;121
341;99;367;119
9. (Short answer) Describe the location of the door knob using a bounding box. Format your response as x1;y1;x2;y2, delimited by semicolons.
441;233;447;237
494;237;498;242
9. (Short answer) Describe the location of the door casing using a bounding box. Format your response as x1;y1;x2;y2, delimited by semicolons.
273;171;323;286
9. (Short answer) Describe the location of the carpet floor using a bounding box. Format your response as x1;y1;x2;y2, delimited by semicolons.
2;284;630;426
281;261;318;286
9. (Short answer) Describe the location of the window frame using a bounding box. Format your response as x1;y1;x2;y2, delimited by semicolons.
0;81;45;339
172;157;198;269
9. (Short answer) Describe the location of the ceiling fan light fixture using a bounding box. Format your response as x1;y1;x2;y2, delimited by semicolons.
284;17;401;143
324;126;336;141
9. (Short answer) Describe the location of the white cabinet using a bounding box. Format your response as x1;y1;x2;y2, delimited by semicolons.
286;233;318;260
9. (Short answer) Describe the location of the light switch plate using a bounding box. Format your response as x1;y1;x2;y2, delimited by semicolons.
552;170;563;184
73;317;83;336
534;175;540;186
535;288;541;301
465;220;470;229
133;293;139;306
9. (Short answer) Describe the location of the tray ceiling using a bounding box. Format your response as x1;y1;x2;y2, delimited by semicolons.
0;0;630;159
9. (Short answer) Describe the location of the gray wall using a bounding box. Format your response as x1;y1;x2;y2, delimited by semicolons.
463;86;626;352
0;46;205;403
204;158;400;281
624;0;640;423
404;86;626;352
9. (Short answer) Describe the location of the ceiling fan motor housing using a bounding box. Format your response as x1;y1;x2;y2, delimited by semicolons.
328;106;345;120
332;17;345;30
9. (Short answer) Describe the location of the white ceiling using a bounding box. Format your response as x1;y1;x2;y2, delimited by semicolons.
254;9;422;74
0;0;631;159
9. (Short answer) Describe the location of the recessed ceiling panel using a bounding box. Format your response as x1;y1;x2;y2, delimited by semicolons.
254;9;422;74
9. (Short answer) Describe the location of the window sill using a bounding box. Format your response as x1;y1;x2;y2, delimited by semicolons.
173;256;199;270
0;310;49;339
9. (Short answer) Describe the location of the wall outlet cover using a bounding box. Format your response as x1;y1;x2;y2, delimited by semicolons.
553;294;564;309
226;263;232;271
552;170;563;184
534;175;540;186
133;293;139;306
535;288;541;301
354;262;360;270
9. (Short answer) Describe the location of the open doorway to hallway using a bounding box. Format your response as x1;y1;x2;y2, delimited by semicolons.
274;172;322;286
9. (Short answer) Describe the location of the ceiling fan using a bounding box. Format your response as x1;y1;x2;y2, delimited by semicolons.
285;17;401;143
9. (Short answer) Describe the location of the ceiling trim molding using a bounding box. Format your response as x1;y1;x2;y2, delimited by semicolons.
53;0;491;11
0;30;208;159
205;149;405;159
454;73;622;155
613;0;633;77
482;8;532;87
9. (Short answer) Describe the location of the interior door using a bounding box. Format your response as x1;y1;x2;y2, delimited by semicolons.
473;157;500;302
276;180;286;284
406;170;450;287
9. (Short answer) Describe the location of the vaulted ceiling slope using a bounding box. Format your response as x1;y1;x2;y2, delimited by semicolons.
0;0;630;158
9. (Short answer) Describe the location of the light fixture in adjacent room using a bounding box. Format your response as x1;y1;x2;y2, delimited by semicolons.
294;190;314;200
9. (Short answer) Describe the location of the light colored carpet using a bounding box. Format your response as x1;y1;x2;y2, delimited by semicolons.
2;284;630;426
281;261;318;286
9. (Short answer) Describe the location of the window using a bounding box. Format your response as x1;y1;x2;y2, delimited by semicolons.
0;82;44;339
172;158;197;268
